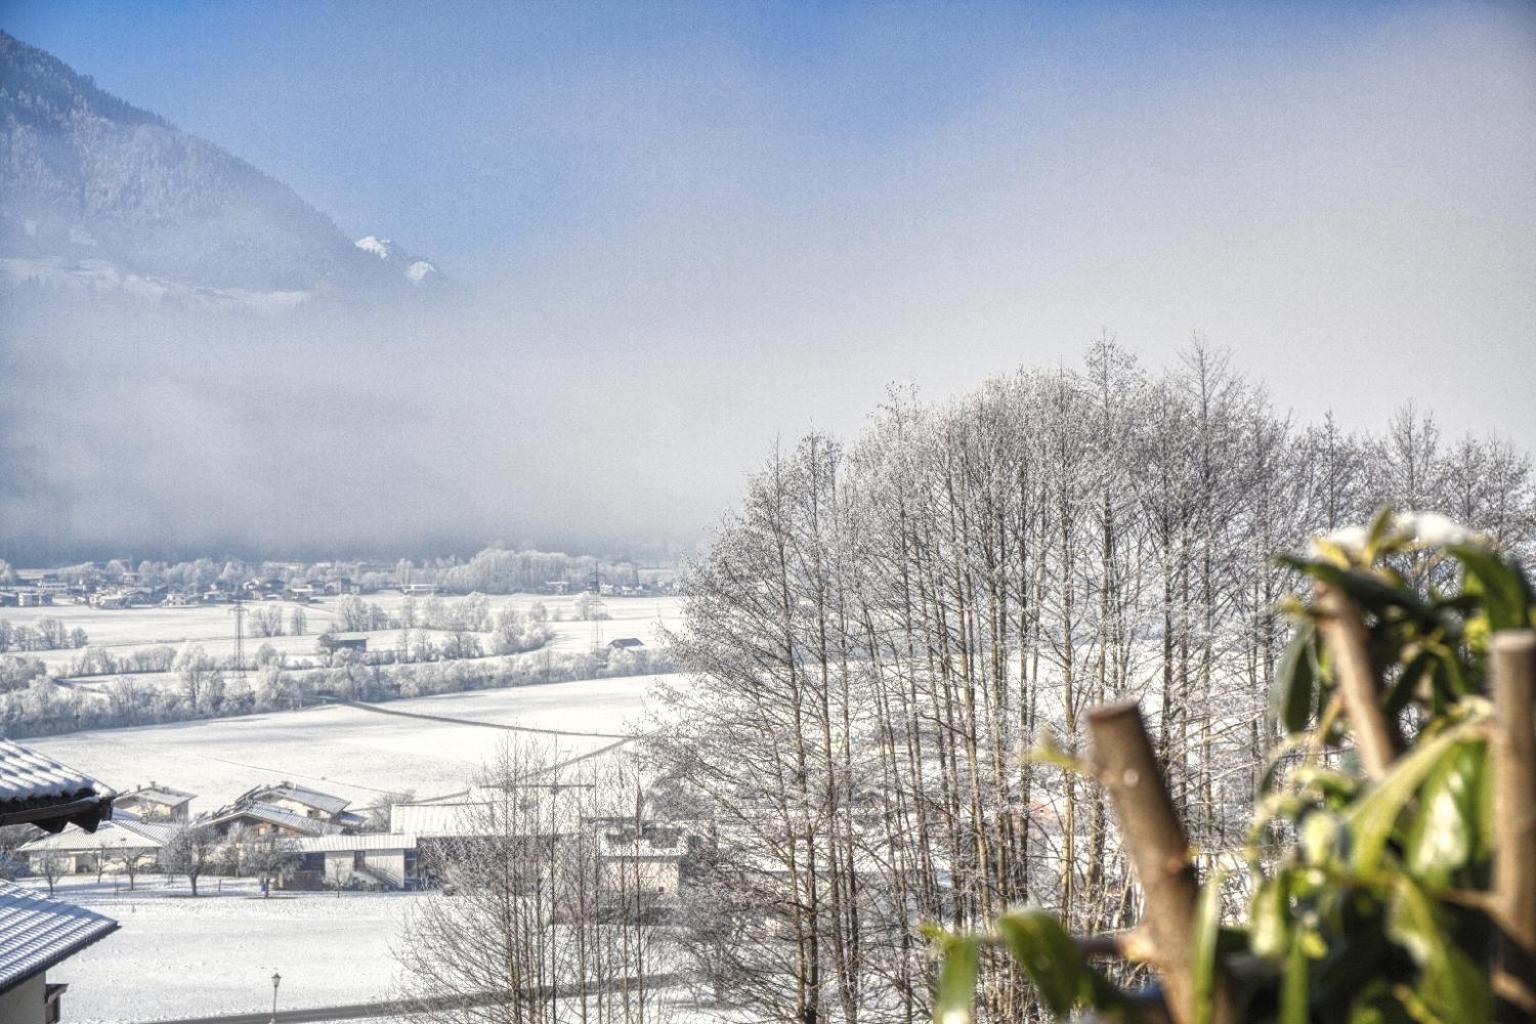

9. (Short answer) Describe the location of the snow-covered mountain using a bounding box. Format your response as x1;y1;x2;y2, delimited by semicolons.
0;31;437;308
355;235;439;286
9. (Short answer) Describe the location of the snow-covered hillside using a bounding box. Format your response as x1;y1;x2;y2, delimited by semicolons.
0;31;438;306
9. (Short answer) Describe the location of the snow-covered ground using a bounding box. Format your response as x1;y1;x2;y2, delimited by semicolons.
6;593;684;673
28;674;672;814
29;874;418;1023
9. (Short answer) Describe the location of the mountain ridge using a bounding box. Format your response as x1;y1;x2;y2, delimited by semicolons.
0;30;435;305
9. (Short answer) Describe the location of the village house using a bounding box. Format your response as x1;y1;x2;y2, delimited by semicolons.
207;781;366;838
607;637;645;652
0;740;120;1022
286;833;419;891
587;817;700;899
0;882;118;1023
17;817;172;876
206;801;343;838
113;783;194;822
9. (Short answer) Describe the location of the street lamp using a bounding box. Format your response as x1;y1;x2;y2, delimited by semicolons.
270;972;281;1022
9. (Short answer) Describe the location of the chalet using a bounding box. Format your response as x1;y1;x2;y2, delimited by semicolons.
160;592;199;607
608;637;645;651
206;802;342;839
0;881;118;1023
214;782;367;834
114;783;194;823
17;817;172;875
287;833;419;891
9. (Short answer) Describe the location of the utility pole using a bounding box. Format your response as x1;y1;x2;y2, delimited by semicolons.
229;594;246;686
588;569;605;650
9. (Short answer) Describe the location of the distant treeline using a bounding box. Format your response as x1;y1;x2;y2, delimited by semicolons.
0;644;672;739
13;546;673;595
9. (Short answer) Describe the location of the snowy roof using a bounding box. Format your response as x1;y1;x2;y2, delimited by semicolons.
250;783;349;816
0;740;96;802
0;740;114;833
19;818;172;854
390;802;498;838
0;881;118;994
211;803;340;836
291;833;417;853
118;784;194;807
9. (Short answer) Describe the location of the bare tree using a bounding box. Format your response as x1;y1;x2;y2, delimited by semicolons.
162;822;220;896
395;738;673;1024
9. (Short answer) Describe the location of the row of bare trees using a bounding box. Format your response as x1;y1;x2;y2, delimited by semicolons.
648;338;1535;1023
397;740;676;1024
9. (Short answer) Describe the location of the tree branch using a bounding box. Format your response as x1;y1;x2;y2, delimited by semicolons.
1313;581;1400;778
1088;701;1237;1024
1491;629;1536;1017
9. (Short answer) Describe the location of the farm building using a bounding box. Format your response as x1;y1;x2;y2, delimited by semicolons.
607;637;645;651
114;783;194;822
286;833;419;891
318;632;368;655
17;818;172;875
0;881;118;1024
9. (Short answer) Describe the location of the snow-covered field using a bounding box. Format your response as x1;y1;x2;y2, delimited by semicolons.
5;593;684;672
27;674;670;813
22;673;679;1021
28;875;419;1023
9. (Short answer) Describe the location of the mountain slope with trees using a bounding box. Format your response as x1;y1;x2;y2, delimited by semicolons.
0;30;429;300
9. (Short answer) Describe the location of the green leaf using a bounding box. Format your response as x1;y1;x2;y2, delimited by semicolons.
1449;545;1531;633
1302;563;1430;620
1273;622;1318;735
931;932;979;1024
1385;877;1491;1023
994;909;1121;1017
1280;932;1311;1024
1404;740;1488;888
1346;727;1478;877
1251;875;1290;959
1192;871;1226;1024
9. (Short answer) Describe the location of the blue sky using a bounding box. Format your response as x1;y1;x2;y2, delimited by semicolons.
2;1;1417;266
2;1;1534;554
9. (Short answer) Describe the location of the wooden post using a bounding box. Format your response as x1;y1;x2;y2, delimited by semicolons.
1313;582;1400;779
1491;630;1536;1017
1089;701;1237;1024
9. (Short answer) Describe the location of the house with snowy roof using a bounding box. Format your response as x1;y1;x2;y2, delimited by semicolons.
206;801;343;839
17;817;173;876
240;781;367;829
0;881;118;1023
113;782;194;822
0;741;119;1021
286;833;419;891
